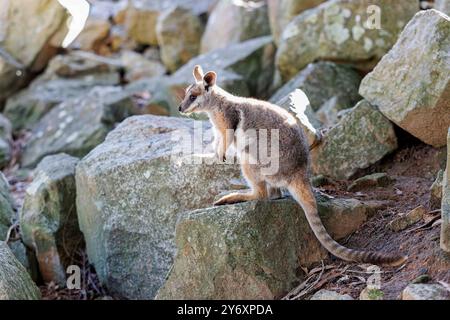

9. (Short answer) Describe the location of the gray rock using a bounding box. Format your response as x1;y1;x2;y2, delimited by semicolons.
435;0;450;15
200;0;270;53
68;16;110;53
0;241;40;300
157;196;377;299
76;115;242;299
4;52;120;132
7;240;39;281
0;173;14;241
172;36;275;98
311;289;354;300
0;139;11;169
442;129;450;253
347;173;393;191
63;0;124;53
388;206;426;232
0;58;28;106
39;51;121;82
276;0;418;81
119;50;166;82
0;115;12;168
267;0;326;45
270;62;362;113
311;100;397;180
402;284;450;300
0;114;12;139
20;154;81;285
0;0;68;102
156;6;204;72
124;0;215;46
21;86;135;168
124;76;181;116
360;10;450;147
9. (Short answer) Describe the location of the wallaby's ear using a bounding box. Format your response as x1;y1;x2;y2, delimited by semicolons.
203;71;217;89
193;65;204;82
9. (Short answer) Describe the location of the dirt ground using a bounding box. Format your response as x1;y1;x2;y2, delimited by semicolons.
4;134;450;300
293;141;450;300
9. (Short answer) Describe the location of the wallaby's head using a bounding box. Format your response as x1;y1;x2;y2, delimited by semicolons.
178;65;217;114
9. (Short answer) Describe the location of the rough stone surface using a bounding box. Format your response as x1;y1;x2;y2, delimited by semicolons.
124;76;181;116
21;87;135;168
435;0;450;15
311;100;397;180
156;6;204;72
123;0;161;46
402;284;450;300
310;289;354;300
7;240;38;280
0;0;68;102
20;154;82;285
441;128;450;252
120;50;166;82
0;115;12;168
267;0;326;45
76;115;242;299
0;241;41;300
67;0;127;54
270;62;362;113
360;10;450;147
347;173;393;191
172;36;275;98
72;19;110;53
0;173;14;241
311;175;335;188
276;0;418;81
124;0;215;46
157;196;379;299
4;52;120;131
200;0;271;53
388;206;426;232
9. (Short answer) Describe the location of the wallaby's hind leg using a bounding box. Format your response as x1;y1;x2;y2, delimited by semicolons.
214;164;267;206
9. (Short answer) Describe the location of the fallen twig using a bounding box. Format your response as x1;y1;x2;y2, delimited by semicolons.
283;261;327;300
289;260;326;300
406;214;441;233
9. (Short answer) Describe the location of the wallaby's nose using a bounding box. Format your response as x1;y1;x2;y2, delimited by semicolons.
178;104;182;112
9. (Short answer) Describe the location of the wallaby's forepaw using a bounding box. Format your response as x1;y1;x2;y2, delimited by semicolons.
215;151;226;163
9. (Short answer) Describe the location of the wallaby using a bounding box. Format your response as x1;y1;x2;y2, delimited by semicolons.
178;65;408;266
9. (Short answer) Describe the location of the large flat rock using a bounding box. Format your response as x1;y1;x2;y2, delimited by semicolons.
76;115;241;299
360;10;450;147
157;196;380;299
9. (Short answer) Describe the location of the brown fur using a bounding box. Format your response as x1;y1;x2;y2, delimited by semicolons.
178;65;408;267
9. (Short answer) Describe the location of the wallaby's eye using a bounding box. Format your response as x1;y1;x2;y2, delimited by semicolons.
189;95;197;102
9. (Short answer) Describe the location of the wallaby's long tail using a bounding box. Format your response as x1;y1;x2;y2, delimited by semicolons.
288;174;408;267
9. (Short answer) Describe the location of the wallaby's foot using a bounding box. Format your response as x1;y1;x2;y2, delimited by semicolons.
214;192;259;206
